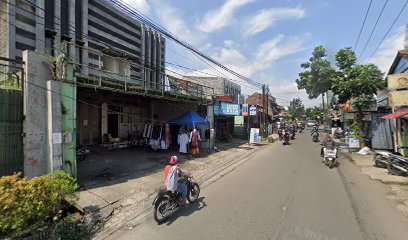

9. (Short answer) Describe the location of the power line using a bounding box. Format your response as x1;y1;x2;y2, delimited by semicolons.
354;0;373;51
5;0;259;90
368;0;408;62
106;0;263;87
166;46;250;86
358;0;389;61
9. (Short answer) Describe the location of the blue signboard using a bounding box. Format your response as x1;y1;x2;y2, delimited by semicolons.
214;102;240;116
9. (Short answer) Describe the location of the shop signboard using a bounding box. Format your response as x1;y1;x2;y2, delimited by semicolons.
250;128;260;144
234;116;244;125
242;104;248;116
343;113;354;120
249;104;257;116
215;102;240;116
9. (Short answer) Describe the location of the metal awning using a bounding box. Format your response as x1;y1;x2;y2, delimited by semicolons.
380;109;408;119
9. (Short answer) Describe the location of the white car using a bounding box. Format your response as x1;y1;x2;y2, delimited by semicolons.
306;121;316;127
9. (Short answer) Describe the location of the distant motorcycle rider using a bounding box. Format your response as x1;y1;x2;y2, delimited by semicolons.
311;126;319;137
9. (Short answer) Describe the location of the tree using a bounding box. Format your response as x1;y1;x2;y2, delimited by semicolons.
306;106;324;122
332;47;385;146
288;98;305;119
296;45;336;124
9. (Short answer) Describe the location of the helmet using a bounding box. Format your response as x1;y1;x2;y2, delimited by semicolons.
169;156;178;165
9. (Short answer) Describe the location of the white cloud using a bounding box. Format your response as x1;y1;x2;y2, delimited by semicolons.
244;7;306;36
198;0;256;33
122;0;150;15
368;26;405;73
151;0;207;45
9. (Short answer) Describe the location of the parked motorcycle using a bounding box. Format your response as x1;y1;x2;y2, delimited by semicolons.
152;178;200;224
322;146;338;169
387;154;408;176
373;150;392;168
76;145;90;162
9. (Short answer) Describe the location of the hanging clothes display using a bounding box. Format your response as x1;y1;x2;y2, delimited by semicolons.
177;132;189;153
189;129;201;155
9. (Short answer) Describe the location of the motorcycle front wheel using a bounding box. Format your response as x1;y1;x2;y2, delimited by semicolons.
387;163;406;176
374;155;387;168
154;199;170;224
187;183;200;203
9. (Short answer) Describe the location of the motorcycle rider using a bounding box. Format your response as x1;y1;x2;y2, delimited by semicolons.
311;126;319;140
320;134;338;157
164;156;192;206
278;126;283;141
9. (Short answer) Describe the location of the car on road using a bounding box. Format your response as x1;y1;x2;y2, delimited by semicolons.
306;120;316;127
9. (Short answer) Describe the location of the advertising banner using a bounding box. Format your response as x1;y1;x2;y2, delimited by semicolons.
249;104;257;116
242;104;248;116
215;102;240;116
250;128;260;144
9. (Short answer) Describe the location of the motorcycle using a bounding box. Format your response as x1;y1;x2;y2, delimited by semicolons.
282;131;290;145
76;145;90;162
373;150;392;168
387;154;408;176
322;146;338;169
152;178;200;224
291;131;295;140
312;134;319;142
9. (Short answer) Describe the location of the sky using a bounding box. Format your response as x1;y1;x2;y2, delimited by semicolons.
121;0;408;107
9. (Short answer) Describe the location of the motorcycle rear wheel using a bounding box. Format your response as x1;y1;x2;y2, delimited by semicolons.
154;199;170;224
77;152;85;162
187;183;200;203
374;155;387;168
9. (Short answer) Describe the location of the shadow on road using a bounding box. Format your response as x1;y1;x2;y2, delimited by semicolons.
164;197;207;226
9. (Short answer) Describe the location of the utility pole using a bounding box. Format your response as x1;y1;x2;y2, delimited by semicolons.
262;85;265;138
266;85;269;136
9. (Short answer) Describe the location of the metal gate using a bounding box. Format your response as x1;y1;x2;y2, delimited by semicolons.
0;58;24;176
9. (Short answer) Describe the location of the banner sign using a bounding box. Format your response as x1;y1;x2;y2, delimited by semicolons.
250;128;260;144
215;102;240;116
234;116;244;125
349;138;360;149
242;104;248;116
249;104;257;116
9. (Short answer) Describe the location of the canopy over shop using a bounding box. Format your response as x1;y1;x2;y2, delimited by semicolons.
168;111;209;154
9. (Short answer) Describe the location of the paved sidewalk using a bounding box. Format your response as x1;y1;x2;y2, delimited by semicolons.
342;151;408;218
78;135;278;239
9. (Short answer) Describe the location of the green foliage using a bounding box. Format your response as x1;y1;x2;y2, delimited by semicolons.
305;106;324;121
296;45;335;99
0;171;78;236
49;218;92;240
288;98;305;119
333;48;385;108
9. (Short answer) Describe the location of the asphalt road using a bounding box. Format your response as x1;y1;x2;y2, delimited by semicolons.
116;130;408;240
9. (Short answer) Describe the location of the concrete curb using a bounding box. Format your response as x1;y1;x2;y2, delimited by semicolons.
93;138;277;239
342;152;408;186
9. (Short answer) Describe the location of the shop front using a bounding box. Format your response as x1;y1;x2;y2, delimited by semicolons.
214;102;241;141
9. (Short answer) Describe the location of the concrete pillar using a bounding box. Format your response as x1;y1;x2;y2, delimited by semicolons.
46;80;63;173
54;0;62;53
68;0;76;59
61;63;77;178
23;51;50;178
1;0;16;59
81;0;89;76
101;103;108;136
35;0;45;53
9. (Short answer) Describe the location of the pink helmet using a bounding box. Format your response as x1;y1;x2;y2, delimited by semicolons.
169;156;178;165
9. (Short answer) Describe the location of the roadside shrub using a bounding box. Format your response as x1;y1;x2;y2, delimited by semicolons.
0;171;78;237
49;218;92;240
268;137;274;143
